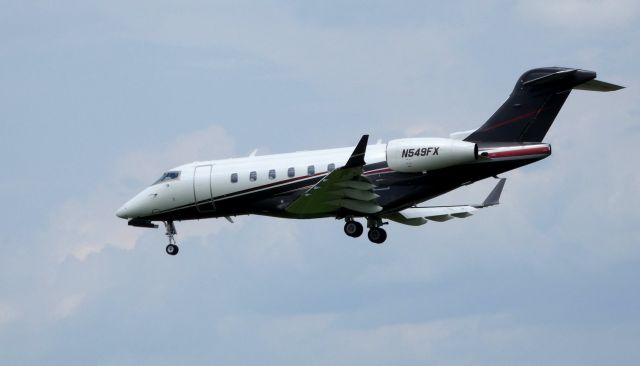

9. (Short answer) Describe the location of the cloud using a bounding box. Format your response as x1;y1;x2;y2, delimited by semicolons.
114;125;237;186
205;308;640;365
44;125;237;261
89;1;464;95
54;293;85;320
210;312;527;365
2;3;639;365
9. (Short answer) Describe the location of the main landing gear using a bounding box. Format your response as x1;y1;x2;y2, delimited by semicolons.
164;221;179;256
343;217;387;244
344;218;364;238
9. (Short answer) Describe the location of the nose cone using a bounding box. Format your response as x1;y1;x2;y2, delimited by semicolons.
116;190;152;219
116;204;130;219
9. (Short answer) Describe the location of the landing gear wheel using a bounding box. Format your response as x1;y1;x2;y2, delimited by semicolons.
163;221;179;256
367;228;387;244
344;221;364;238
166;244;179;255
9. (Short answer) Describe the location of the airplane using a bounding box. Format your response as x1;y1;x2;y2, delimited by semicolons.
116;67;623;255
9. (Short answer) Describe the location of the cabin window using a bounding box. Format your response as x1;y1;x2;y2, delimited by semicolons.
327;163;336;172
230;173;238;183
268;169;276;180
307;165;315;175
153;171;181;185
288;167;295;178
250;171;257;182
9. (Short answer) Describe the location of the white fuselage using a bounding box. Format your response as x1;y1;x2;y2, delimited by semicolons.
116;142;388;219
116;135;551;223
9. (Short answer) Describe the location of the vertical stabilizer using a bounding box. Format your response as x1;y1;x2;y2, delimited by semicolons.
464;67;621;143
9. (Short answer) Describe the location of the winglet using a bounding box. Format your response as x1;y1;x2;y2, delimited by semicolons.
344;135;369;168
481;178;506;207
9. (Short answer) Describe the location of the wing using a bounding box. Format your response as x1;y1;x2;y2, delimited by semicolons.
285;135;382;216
385;178;506;226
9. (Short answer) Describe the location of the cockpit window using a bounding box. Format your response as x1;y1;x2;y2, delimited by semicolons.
153;171;181;185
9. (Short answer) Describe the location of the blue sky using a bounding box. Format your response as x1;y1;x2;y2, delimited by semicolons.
1;1;639;365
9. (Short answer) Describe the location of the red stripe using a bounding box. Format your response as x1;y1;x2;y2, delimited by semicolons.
487;146;550;158
216;166;393;201
479;108;543;132
215;173;326;201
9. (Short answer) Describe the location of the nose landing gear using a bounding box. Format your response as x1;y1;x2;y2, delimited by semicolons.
164;221;179;255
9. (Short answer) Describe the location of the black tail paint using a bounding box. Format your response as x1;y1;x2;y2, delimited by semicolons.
465;67;597;143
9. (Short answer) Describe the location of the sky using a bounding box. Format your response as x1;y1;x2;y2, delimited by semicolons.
1;0;639;365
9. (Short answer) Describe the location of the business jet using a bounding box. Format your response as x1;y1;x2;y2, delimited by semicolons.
116;67;622;255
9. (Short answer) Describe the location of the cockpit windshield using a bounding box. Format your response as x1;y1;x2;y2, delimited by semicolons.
152;171;181;185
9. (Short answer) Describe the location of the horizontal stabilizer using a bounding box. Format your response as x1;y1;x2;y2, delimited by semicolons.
574;79;624;92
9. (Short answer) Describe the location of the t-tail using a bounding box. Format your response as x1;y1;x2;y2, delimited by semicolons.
464;67;623;143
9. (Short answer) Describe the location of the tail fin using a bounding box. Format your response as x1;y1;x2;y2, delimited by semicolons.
464;67;623;143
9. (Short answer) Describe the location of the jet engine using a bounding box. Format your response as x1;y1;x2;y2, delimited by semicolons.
386;138;478;173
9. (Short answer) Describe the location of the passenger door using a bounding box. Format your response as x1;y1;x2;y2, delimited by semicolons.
193;165;216;212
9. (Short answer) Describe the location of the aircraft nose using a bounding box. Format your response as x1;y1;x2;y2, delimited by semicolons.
116;204;130;219
116;189;156;219
116;196;140;219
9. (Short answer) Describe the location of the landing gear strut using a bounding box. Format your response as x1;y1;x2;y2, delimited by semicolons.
344;218;364;238
366;217;387;244
164;221;179;255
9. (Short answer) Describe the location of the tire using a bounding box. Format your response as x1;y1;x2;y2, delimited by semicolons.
344;221;364;238
367;228;387;244
166;244;179;255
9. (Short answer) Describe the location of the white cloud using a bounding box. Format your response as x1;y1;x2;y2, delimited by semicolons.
48;198;143;261
114;125;236;186
44;125;237;261
54;293;85;320
236;217;305;267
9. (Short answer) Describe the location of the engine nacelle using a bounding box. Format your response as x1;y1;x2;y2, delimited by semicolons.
386;138;478;173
